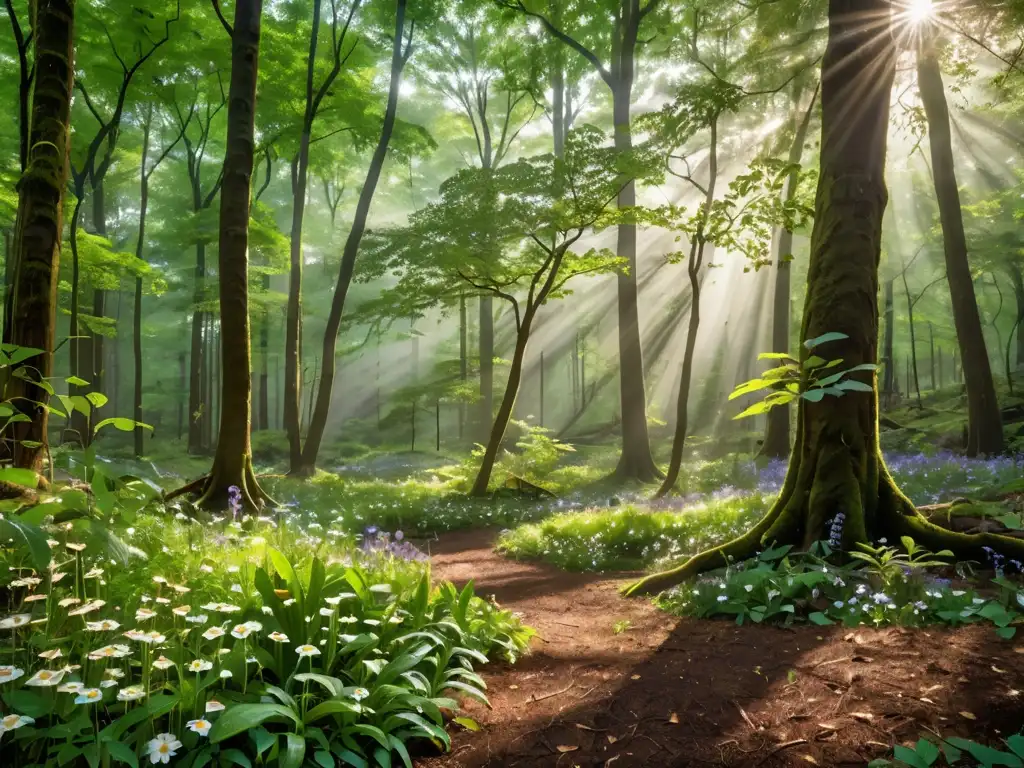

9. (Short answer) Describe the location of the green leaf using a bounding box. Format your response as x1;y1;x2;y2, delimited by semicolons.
808;612;834;626
834;379;873;392
996;626;1017;640
209;704;302;743
281;733;306;768
893;745;931;768
802;355;826;370
0;467;40;487
801;388;826;402
453;717;480;731
389;735;413;768
94;417;153;434
250;726;276;756
65;375;89;387
0;517;51;571
804;331;848;349
219;749;252;768
1007;735;1024;759
914;738;941;765
85;392;108;409
333;747;368;768
105;740;139;768
314;750;335;768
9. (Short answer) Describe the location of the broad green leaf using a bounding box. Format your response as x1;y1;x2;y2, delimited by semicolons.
94;417;153;434
281;733;306;768
0;467;39;487
804;331;848;349
209;704;302;743
105;740;139;768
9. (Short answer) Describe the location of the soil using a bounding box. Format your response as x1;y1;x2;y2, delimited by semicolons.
419;529;1024;768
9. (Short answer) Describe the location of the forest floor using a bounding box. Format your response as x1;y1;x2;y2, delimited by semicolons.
420;529;1024;768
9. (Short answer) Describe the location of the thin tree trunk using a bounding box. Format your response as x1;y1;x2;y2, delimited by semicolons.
259;277;269;431
762;83;818;458
929;321;935;391
188;243;206;453
178;351;185;440
195;0;271;510
459;291;467;439
657;117;718;497
7;0;75;471
478;295;493;440
1011;262;1024;371
901;269;923;408
917;31;1003;455
299;0;413;474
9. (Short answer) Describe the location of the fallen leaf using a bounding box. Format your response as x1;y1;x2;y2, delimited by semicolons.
921;684;943;694
851;712;874;723
668;712;679;724
817;723;836;730
843;632;855;641
867;741;888;749
801;756;819;764
556;745;578;753
509;685;519;690
575;723;599;732
960;711;976;720
630;674;641;680
919;697;934;704
606;735;618;745
1014;647;1023;654
992;666;1007;674
606;757;620;766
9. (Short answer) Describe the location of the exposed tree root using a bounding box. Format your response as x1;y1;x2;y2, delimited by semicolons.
166;456;278;513
625;455;1024;596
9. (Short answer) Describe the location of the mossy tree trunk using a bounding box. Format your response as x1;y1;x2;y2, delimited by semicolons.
8;0;75;471
917;29;1003;455
194;0;272;511
626;0;1024;598
881;277;895;403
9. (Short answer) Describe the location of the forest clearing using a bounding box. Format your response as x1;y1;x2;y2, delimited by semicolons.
3;0;1024;766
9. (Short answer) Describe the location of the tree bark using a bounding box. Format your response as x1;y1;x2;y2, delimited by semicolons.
259;273;270;431
901;266;923;408
298;0;412;474
881;277;895;402
283;0;323;473
917;32;1003;455
762;84;818;458
610;73;660;482
133;114;152;459
1009;262;1024;372
459;291;467;439
194;0;271;510
7;0;75;471
478;295;493;440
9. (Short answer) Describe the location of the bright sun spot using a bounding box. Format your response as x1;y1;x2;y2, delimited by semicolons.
906;0;935;23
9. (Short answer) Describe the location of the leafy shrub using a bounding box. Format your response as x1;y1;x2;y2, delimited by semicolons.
870;731;1024;767
0;518;531;767
659;537;1024;637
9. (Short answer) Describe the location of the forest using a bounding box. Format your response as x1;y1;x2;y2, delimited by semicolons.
3;0;1024;766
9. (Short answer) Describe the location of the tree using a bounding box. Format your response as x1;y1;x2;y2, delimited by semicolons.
627;0;1024;597
419;0;542;442
500;0;668;482
282;0;364;473
373;126;648;494
916;24;1004;455
7;0;76;471
295;0;423;476
178;0;273;510
132;101;189;458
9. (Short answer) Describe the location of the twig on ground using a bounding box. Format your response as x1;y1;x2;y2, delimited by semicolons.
733;700;758;730
755;738;808;766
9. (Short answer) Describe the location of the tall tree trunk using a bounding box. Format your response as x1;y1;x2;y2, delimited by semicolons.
629;0;906;595
762;84;818;458
283;0;323;473
194;0;270;510
902;269;923;408
881;277;895;402
8;0;75;471
928;321;935;391
178;351;185;440
917;32;1003;455
478;295;493;439
656;118;718;497
258;273;270;431
188;243;206;453
68;197;86;443
133;116;152;458
299;0;412;474
458;291;467;439
1009;262;1024;371
90;180;106;405
610;71;660;482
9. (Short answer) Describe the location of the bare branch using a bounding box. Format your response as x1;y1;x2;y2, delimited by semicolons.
211;0;233;36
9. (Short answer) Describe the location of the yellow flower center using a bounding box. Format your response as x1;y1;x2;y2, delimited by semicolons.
40;672;52;680
88;691;99;699
0;670;10;678
159;744;169;754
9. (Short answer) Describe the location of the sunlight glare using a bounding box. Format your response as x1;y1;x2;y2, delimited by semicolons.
906;0;935;24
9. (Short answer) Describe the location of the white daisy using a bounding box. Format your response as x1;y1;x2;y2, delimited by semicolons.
146;733;182;765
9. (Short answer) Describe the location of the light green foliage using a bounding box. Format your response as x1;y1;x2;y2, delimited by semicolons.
496;420;574;484
498;494;774;572
728;332;878;420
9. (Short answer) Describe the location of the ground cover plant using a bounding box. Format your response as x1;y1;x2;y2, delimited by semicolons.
0;488;532;767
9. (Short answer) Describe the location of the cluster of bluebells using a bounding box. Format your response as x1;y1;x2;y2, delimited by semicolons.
359;526;428;562
981;546;1024;577
227;485;242;521
827;511;846;549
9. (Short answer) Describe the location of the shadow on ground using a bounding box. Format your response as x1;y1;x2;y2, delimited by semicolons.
422;529;1024;767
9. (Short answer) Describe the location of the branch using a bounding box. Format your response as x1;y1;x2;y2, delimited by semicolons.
496;0;612;87
457;269;521;330
310;125;356;145
75;81;106;127
211;0;233;37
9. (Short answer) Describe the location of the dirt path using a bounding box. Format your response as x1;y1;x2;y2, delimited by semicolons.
421;529;1024;767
